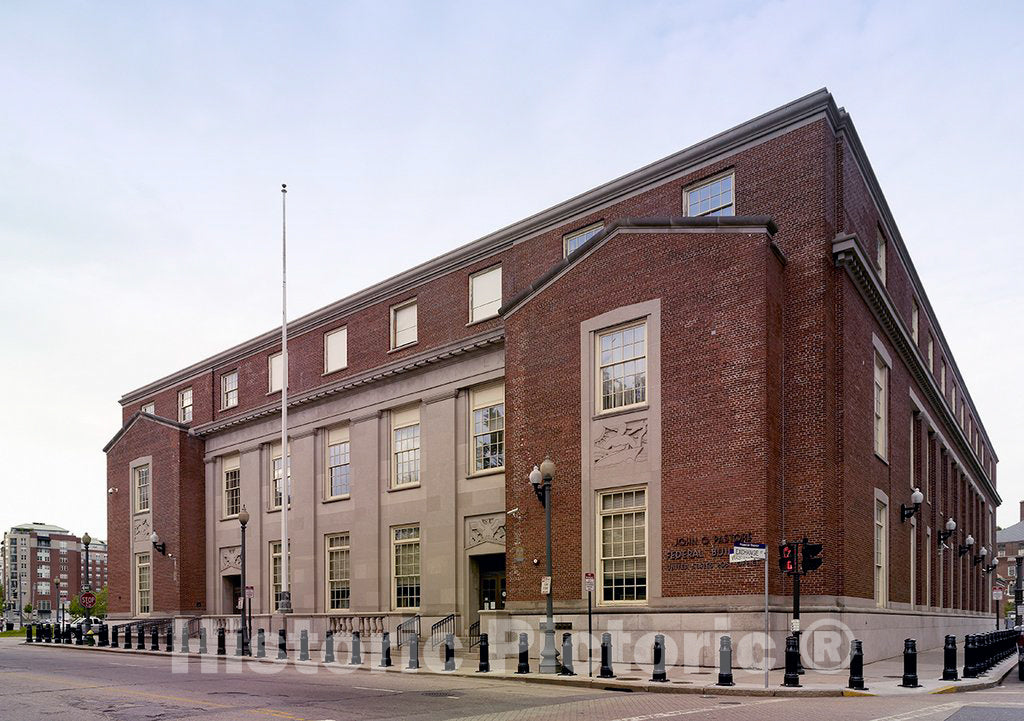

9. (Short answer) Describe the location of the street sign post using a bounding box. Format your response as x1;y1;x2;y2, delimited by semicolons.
584;572;595;677
730;542;769;688
540;576;551;595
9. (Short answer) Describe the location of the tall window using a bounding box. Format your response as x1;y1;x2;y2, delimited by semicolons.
940;363;946;394
598;322;647;412
269;541;291;612
391;300;418;349
222;371;238;409
326;426;351;498
873;353;889;460
951;385;956;414
874;499;888;607
269;353;283;393
469;266;502;322
876;230;887;286
271;443;291;509
909;414;917;489
324;327;347;374
178;387;193;422
223;456;240;517
141;402;155;415
326;533;350;610
391;406;420;487
134;465;151;512
685;173;734;217
136;553;151;615
564;223;603;257
927;337;934;372
599;488;647;603
471;383;504;472
392;525;421;609
911;300;919;343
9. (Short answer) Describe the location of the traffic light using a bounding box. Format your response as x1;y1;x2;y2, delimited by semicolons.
802;541;824;573
778;542;798;574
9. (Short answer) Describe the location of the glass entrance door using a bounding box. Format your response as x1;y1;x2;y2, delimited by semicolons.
479;573;506;610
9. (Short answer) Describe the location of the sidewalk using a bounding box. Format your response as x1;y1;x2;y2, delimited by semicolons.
18;638;1018;698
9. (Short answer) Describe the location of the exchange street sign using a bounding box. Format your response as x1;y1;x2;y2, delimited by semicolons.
730;542;767;563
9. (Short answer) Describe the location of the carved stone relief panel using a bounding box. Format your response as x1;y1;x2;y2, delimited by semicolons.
466;514;506;549
219;546;241;573
132;516;152;543
593;418;648;467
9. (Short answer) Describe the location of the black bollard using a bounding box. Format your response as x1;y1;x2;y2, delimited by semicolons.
166;627;173;653
782;635;801;687
560;633;575;676
236;628;244;657
256;628;265;658
848;639;867;690
899;638;920;688
215;627;225;656
76;627;84;646
136;625;145;650
150;626;159;651
941;635;958;681
277;629;287;660
64;626;72;644
717;635;735;686
199;627;207;655
407;633;419;670
180;627;190;654
478;633;491;673
350;630;362;665
46;624;53;643
112;625;119;648
380;631;392;667
651;634;668;682
299;630;309;661
963;634;977;678
516;632;530;674
444;633;455;671
124;625;132;649
99;624;109;648
599;632;616;679
25;625;32;643
324;630;335;663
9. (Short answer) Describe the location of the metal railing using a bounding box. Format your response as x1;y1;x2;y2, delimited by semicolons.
468;620;480;648
430;613;456;648
396;615;420;649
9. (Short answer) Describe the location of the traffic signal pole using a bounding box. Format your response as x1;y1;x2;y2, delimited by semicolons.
792;567;803;674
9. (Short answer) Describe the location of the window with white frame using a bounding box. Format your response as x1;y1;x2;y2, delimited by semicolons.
326;533;350;610
223;455;240;517
940;363;946;394
141;402;155;415
391;300;417;349
876;230;887;286
37;565;49;579
134;464;151;512
222;371;238;409
471;383;504;472
178;388;193;422
563;223;604;257
391;406;420;487
324;327;347;374
269;541;291;612
35;581;49;595
326;426;351;498
136;553;151;614
910;414;916;489
469;266;502;323
599;488;647;603
874;499;888;607
951;385;956;413
927;337;934;372
271;443;291;509
873;353;889;460
269;353;283;393
911;300;919;344
685;173;734;217
598;322;647;412
392;525;421;609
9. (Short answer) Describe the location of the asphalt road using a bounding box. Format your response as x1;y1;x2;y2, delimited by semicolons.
1;639;1022;721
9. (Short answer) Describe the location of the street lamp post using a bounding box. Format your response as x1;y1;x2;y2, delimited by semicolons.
54;579;61;627
82;532;92;630
1015;550;1023;628
529;456;558;674
239;507;250;655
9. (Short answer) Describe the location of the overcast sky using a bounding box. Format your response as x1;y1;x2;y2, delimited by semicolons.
1;1;1022;544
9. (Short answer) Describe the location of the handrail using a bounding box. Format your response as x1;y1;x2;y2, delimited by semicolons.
468;620;480;648
430;613;456;648
396;615;420;649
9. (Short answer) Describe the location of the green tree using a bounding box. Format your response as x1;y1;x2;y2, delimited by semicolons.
23;603;32;614
69;595;83;618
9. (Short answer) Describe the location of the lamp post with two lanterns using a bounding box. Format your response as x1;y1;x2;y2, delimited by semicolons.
529;456;558;674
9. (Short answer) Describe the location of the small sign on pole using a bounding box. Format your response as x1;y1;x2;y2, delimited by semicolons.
993;589;1004;601
245;586;254;599
584;572;596;593
541;576;551;595
729;542;767;563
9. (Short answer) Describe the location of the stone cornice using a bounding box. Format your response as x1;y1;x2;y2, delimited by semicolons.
832;233;998;503
188;329;504;438
102;411;190;454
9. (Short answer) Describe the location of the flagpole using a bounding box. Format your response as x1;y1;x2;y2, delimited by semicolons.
279;183;292;614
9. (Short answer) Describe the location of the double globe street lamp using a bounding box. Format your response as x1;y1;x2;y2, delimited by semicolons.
529;456;558;674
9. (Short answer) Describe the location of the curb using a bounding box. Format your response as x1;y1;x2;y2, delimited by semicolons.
18;642;1015;698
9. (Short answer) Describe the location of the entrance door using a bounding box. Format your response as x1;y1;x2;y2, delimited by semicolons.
224;575;241;615
476;554;506;610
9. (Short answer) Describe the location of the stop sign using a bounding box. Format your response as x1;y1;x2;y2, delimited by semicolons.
80;592;96;609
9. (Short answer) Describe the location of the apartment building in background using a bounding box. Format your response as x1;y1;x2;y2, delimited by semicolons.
104;89;1000;663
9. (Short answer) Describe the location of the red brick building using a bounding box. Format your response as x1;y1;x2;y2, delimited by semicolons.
104;90;1000;663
